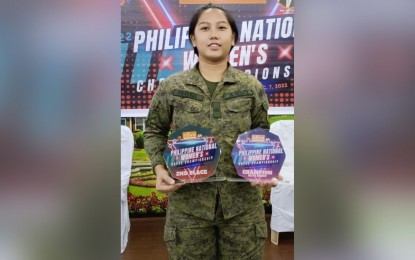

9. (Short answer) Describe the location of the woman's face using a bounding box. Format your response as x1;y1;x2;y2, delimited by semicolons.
190;8;235;64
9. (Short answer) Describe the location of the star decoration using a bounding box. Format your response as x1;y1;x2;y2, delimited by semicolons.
159;55;174;70
277;45;293;60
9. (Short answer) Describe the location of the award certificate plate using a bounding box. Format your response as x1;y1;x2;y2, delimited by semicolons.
231;128;286;181
163;125;221;183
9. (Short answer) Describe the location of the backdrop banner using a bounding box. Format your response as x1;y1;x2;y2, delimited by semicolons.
121;0;294;115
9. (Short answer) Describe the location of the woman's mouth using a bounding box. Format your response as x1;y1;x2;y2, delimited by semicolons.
208;43;221;50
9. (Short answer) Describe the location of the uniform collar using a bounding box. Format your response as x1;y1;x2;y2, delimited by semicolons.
186;62;238;86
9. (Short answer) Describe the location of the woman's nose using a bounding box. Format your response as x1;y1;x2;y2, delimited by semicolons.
209;29;218;39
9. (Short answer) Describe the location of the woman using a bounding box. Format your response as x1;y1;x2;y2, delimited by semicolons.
144;4;279;259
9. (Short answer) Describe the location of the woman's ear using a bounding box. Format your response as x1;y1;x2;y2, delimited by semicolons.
190;35;196;47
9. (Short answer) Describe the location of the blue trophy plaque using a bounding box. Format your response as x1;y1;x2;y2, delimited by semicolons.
231;128;286;181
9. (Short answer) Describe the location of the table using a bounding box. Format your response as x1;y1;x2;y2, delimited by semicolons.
269;120;294;245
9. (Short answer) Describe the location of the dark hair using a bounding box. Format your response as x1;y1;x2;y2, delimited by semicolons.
188;3;239;56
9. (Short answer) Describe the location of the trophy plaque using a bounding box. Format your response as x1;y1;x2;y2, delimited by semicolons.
163;125;222;183
230;128;286;182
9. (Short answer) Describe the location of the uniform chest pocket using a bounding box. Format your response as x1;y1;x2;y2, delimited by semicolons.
172;99;203;129
225;98;252;113
173;99;202;113
223;98;252;133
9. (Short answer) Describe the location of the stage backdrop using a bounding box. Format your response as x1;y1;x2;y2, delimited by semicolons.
121;0;294;117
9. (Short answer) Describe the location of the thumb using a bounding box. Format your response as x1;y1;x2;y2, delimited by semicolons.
167;177;176;185
161;174;176;185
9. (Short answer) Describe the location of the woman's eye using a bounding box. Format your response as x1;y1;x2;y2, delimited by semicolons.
200;27;209;31
219;26;227;30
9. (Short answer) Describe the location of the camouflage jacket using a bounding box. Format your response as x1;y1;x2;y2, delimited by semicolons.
144;64;270;220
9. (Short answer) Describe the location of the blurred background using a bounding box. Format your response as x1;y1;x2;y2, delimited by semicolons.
0;0;414;259
295;0;415;259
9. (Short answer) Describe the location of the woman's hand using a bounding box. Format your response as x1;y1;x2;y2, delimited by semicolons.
250;175;284;189
154;165;184;194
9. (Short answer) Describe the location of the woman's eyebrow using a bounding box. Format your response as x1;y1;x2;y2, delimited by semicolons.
197;21;210;26
197;21;228;26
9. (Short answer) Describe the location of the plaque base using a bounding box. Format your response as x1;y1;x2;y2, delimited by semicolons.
174;176;227;184
174;177;290;184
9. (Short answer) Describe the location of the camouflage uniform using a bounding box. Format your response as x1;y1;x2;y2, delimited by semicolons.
144;64;270;259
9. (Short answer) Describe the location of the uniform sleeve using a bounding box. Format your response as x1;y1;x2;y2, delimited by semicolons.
143;80;172;170
251;80;270;131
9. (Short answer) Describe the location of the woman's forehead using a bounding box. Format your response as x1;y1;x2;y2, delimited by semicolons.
198;8;228;22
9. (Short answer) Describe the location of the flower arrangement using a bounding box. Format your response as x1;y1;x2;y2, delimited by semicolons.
128;191;168;217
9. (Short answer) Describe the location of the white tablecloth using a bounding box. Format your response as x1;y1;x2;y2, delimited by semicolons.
121;126;134;253
269;120;294;232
